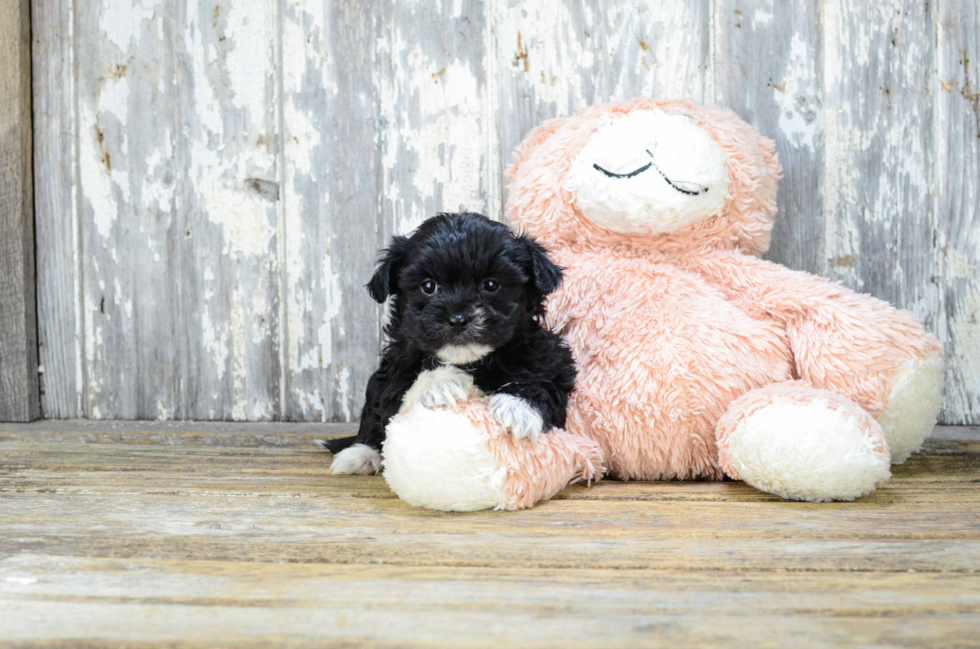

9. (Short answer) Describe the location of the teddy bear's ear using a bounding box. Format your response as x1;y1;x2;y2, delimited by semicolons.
505;118;568;182
756;131;783;185
366;235;410;303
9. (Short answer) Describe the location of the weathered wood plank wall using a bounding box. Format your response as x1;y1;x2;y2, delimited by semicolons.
31;0;980;424
0;0;40;422
940;0;980;424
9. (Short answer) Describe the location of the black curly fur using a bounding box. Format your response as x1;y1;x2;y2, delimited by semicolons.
321;212;576;454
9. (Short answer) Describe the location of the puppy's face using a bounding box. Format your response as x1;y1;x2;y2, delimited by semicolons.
368;213;562;364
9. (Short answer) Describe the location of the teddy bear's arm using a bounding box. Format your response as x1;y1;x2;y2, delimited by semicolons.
541;249;624;346
683;250;942;416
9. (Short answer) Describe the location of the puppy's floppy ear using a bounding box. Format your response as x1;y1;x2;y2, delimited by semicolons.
367;235;409;303
517;234;563;306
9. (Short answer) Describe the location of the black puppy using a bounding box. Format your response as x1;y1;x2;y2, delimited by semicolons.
320;212;576;475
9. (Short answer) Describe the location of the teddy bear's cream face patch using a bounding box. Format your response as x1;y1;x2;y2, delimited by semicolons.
564;110;730;236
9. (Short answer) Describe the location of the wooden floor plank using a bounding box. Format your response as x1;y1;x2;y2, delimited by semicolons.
2;558;979;648
0;424;978;647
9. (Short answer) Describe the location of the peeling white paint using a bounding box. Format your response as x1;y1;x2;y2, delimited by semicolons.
752;7;774;28
79;104;118;240
336;364;352;421
223;0;276;115
82;290;104;418
229;283;249;421
410;60;485;217
775;32;821;151
156;399;175;421
821;0;865;288
100;0;157;50
947;285;980;417
201;305;229;384
376;15;492;235
493;2;596;120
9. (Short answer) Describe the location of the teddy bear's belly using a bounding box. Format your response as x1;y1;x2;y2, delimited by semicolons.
566;264;794;481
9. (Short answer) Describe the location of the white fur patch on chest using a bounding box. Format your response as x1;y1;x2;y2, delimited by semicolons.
565;109;729;235
436;343;492;365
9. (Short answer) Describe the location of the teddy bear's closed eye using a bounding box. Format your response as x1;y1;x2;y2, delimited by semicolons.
592;148;710;197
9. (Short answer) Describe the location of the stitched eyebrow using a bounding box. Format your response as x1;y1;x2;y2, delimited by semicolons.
592;162;653;179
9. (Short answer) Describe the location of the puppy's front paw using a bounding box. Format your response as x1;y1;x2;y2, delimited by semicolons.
330;444;381;475
401;366;477;413
489;394;544;441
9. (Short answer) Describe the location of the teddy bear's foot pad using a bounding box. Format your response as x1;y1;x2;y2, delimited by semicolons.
383;407;510;512
717;384;891;502
876;354;944;465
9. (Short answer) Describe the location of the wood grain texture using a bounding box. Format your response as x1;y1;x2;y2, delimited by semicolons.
939;0;980;426
29;0;980;423
822;0;938;318
31;0;80;419
279;0;381;422
72;0;181;419
2;561;979;648
0;424;978;647
172;0;282;420
714;0;824;274
0;0;39;422
378;0;496;235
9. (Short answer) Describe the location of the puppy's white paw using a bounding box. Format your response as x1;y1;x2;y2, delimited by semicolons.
330;443;381;475
489;393;544;441
400;365;477;413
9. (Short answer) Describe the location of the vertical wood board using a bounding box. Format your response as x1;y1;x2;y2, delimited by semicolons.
280;0;382;422
938;0;980;425
377;0;496;236
0;0;40;422
172;0;282;420
72;0;180;418
821;0;938;319
713;0;825;275
32;0;80;419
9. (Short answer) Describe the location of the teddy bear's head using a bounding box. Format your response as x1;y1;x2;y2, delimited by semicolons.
505;99;782;255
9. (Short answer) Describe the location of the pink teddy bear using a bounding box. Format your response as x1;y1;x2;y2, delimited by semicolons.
507;98;943;501
382;99;943;509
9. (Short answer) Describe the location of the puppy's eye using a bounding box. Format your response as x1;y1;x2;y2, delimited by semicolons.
421;280;438;295
482;279;499;293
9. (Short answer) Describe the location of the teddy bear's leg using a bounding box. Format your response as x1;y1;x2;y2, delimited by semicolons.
874;354;944;464
382;400;604;512
383;405;511;512
680;253;945;467
716;382;891;502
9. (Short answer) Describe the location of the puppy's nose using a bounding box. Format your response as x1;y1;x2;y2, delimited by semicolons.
449;313;469;328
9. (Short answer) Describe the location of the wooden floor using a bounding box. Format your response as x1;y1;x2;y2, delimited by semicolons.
1;422;979;648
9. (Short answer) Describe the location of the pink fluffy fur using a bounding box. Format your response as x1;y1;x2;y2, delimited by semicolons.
461;402;604;510
504;99;942;492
